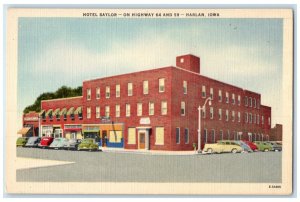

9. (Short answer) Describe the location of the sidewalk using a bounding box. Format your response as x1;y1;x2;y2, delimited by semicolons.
100;147;199;155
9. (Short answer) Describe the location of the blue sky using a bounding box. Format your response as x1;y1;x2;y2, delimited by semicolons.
18;17;283;126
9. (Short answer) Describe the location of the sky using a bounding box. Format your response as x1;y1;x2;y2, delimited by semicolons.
17;17;283;127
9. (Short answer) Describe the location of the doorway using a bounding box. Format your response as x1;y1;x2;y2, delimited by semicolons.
102;130;107;147
139;132;146;149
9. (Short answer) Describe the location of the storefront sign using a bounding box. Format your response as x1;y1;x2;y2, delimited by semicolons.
140;117;150;125
24;117;39;121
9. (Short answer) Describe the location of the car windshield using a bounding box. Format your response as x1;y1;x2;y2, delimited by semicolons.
81;139;93;144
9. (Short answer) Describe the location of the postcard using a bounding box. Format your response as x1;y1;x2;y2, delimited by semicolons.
5;8;293;195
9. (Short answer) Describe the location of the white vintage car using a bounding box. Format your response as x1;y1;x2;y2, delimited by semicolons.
203;140;243;154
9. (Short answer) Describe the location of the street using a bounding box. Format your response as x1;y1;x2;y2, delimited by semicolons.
16;147;282;183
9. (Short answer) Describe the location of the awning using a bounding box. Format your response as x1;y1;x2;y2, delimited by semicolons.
53;108;60;116
64;128;82;132
17;127;31;135
45;109;53;116
67;107;75;115
39;110;45;116
74;107;82;114
60;108;67;115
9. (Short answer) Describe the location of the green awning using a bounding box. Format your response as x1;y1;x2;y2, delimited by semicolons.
67;107;75;115
53;108;60;116
83;130;100;133
74;107;82;114
60;108;67;115
45;109;53;116
39;110;45;116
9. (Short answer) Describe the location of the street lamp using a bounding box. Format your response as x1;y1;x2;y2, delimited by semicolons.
197;97;212;153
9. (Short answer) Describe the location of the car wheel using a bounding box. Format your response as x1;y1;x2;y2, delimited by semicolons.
207;148;213;154
264;149;269;152
231;149;238;153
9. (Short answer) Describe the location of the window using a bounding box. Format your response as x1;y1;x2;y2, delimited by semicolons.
226;110;229;121
181;101;186;116
257;99;260;109
105;106;110;117
226;92;229;103
106;86;110;98
220;130;223;140
116;84;120;98
232;94;235;104
245;112;248;123
249;97;252;107
218;109;222;120
210;107;213;119
87;107;91;119
184;128;189;144
180;58;184;63
96;87;100;99
176;128;180;144
245;96;248;106
96;106;100;118
204;129;208;143
126;104;131;117
183;81;187;94
218;90;222;102
128;128;136;144
232;111;235;121
161;101;167;115
137;103;142;116
254;98;256;108
202;106;206;118
238;112;241;122
143;80;149;95
227;130;230;140
268;117;271;125
87;89;91;100
202;86;206;98
253;114;256;124
211;130;215;143
115;105;120;117
149;102;155;115
210;87;214;99
155;127;164;145
159;78;165;92
238;95;241;105
257;115;260;124
249;113;252;123
128;83;133;96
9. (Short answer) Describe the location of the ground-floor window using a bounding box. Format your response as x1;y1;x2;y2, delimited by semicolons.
227;130;230;140
184;128;189;144
211;129;215;143
176;128;180;144
219;130;223;140
155;127;164;145
109;131;122;143
127;128;136;144
204;129;208;143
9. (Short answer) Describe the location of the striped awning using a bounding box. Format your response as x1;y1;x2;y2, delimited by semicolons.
17;127;31;135
60;108;67;115
39;110;45;116
74;107;82;115
67;107;75;115
53;108;60;116
45;109;53;116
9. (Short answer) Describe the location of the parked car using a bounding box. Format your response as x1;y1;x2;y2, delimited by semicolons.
203;140;243;154
234;141;253;153
49;138;68;149
63;139;81;150
38;137;54;149
77;138;99;151
16;137;29;147
242;140;258;151
25;137;41;147
266;141;282;151
253;141;273;152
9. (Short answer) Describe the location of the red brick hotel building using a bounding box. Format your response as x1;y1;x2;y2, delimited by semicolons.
36;54;274;151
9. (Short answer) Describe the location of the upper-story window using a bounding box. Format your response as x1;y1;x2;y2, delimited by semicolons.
253;98;256;108
245;112;248;123
232;94;235;104
245;96;248;106
257;115;260;124
253;114;256;124
137;103;142;116
268;117;271;125
87;89;91;100
149;102;155;115
257;99;260;109
226;92;229;103
143;80;149;95
249;97;252;107
87;107;91;119
218;90;222;102
183;81;187;94
262;116;264;124
96;87;100;99
161;101;167;115
249;113;252;123
126;104;131;117
96;106;100;118
202;86;206;98
181;101;186;116
106;86;110;98
210;107;213;119
238;112;241;122
116;84;120;98
218;109;222;120
238;95;241;105
105;106;110;117
159;78;165;93
226;110;229;121
202;106;206;118
128;83;133;96
115;105;120;117
232;111;235;121
210;88;214;100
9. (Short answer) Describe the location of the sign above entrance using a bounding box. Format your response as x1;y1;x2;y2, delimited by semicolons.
140;117;150;125
100;116;111;123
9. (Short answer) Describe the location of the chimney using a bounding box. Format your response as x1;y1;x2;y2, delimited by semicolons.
176;54;200;74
